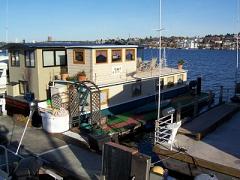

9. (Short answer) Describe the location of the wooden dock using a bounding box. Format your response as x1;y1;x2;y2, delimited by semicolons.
154;106;240;179
178;103;239;140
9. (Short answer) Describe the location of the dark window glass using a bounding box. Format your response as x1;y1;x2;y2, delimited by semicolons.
96;50;107;63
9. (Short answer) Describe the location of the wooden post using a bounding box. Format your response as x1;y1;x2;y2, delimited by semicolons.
219;86;223;104
193;98;198;117
176;103;181;122
208;90;213;109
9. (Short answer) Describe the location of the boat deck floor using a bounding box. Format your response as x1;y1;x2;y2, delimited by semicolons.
154;109;240;178
178;103;239;140
0;115;101;180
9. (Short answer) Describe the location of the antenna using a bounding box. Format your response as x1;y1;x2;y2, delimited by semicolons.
5;0;9;43
236;0;239;81
157;0;162;121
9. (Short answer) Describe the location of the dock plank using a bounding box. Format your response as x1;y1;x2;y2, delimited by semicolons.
153;110;240;178
179;103;239;140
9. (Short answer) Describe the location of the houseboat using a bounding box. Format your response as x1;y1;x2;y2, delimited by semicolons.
2;42;208;136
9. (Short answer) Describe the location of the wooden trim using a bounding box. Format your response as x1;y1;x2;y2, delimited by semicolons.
125;48;136;61
95;49;108;64
153;145;240;178
100;89;109;105
73;49;85;64
111;49;122;63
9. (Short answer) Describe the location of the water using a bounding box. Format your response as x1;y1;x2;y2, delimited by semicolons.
138;48;239;98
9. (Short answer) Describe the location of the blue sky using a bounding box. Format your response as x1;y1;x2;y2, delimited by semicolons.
0;0;239;42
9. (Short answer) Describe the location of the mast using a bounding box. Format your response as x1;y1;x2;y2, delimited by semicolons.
157;0;162;120
236;0;239;82
5;0;9;43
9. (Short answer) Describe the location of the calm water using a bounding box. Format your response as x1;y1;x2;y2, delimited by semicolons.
135;48;240;167
138;48;239;96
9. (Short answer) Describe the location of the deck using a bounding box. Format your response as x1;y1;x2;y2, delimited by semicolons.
154;105;240;178
96;67;186;86
0;115;101;179
178;103;239;140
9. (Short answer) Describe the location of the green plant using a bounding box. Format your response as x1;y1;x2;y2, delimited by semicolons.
66;75;77;81
178;59;185;65
77;70;86;77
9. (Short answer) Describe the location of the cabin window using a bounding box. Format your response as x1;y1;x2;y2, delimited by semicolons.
100;89;109;105
96;50;108;63
156;78;164;91
19;80;29;95
126;49;135;61
43;51;54;66
132;81;142;97
43;50;66;67
55;51;67;66
11;51;20;67
167;76;174;87
73;50;84;64
25;51;35;67
112;50;122;62
177;74;183;84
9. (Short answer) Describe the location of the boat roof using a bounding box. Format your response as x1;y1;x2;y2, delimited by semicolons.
1;42;138;50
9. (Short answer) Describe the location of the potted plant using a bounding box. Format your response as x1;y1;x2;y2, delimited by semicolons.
61;68;69;81
177;59;185;70
77;71;87;82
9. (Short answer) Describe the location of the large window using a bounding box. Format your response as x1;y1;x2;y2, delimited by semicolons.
55;51;66;66
96;50;108;63
126;49;135;61
112;50;122;62
167;76;174;87
11;51;20;67
43;50;66;67
25;51;35;67
73;50;84;64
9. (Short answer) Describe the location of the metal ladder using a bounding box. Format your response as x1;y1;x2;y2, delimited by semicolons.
154;114;181;150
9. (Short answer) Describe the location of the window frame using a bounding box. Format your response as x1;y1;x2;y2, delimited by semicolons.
111;49;122;63
177;74;184;84
25;50;35;68
42;49;67;67
125;49;136;61
10;50;20;67
73;49;85;64
96;49;108;64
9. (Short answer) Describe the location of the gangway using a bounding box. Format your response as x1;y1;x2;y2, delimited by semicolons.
154;114;181;150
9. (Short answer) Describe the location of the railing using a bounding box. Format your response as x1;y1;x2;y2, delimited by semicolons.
154;114;181;150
